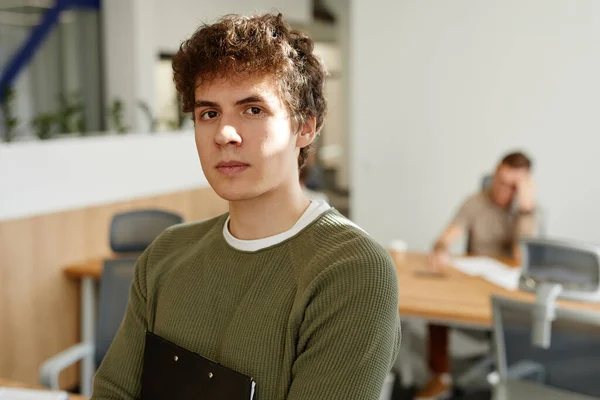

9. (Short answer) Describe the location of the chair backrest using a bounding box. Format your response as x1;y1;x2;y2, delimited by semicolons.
481;174;493;191
492;295;600;397
95;258;137;367
519;238;600;301
110;209;183;253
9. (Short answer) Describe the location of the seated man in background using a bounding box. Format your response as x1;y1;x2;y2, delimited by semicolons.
417;151;537;399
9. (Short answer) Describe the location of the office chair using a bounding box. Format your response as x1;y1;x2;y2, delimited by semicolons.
110;209;183;253
40;258;137;392
490;295;600;399
481;174;493;191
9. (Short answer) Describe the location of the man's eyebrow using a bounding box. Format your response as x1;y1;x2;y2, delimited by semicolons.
235;95;267;106
194;95;267;109
194;100;219;108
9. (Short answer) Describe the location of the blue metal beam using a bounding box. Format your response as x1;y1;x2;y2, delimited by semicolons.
0;0;100;101
72;0;101;8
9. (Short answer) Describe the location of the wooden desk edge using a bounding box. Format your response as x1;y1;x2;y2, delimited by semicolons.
399;308;491;328
64;254;141;280
64;259;103;280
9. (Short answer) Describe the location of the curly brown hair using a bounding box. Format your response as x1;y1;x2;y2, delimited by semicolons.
172;13;327;169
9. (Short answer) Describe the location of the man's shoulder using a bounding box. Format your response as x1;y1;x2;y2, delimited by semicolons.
458;190;491;211
148;213;227;257
167;213;226;238
465;190;488;204
298;211;396;286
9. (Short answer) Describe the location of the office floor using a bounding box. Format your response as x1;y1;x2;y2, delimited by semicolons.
392;320;494;400
391;372;492;400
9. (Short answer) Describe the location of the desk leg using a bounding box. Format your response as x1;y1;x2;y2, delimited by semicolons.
396;319;415;387
81;277;96;397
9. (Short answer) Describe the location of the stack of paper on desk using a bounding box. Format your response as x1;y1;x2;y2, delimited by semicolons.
0;387;68;400
451;257;521;291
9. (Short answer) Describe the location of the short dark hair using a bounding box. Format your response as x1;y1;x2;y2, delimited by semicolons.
501;151;532;170
171;13;327;169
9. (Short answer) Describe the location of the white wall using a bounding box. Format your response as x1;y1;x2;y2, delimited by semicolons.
313;43;345;169
351;0;600;250
102;0;156;132
153;0;311;53
325;0;350;190
155;59;180;129
0;132;208;221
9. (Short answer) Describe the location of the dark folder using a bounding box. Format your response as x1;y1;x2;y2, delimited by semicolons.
141;331;256;400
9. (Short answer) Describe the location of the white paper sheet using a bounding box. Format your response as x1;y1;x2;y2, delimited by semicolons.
451;256;521;291
0;387;68;400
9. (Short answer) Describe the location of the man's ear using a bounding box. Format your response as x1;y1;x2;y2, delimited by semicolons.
296;117;317;149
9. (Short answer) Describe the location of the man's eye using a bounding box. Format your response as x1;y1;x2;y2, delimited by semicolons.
200;111;219;120
244;107;262;115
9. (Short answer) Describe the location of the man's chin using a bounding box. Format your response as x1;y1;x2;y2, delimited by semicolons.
213;186;260;202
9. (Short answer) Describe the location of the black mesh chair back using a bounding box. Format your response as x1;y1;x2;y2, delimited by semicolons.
110;209;183;253
94;258;137;367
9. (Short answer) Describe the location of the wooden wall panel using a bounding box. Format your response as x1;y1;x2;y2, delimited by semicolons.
0;187;227;387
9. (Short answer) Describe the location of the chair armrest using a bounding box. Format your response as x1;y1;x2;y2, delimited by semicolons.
487;360;546;386
40;343;94;390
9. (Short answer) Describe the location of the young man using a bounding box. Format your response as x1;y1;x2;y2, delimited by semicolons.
417;151;537;399
91;13;401;400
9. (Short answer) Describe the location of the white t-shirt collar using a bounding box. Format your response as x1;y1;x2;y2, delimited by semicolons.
223;200;331;252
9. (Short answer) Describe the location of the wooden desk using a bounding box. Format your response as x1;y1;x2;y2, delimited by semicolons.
66;252;600;324
64;258;104;281
391;251;600;387
0;378;88;399
66;252;600;390
392;252;600;327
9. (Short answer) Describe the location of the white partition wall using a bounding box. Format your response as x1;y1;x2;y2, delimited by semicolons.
0;132;208;221
153;0;311;53
350;0;600;250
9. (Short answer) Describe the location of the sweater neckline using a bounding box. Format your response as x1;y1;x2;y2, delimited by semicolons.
222;200;331;252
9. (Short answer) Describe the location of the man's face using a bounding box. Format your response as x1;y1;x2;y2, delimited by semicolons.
193;75;314;202
491;164;529;208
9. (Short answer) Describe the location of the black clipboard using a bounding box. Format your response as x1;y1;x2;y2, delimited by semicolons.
141;331;256;400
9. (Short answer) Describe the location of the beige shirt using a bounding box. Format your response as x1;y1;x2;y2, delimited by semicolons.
452;190;536;257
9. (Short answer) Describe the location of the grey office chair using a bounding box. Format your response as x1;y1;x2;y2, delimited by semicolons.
481;174;493;191
40;258;137;391
110;209;183;253
490;295;600;398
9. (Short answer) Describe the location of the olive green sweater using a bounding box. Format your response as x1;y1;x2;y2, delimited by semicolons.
92;209;401;399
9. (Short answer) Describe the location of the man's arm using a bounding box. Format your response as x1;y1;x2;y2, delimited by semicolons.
286;251;401;399
91;248;150;399
513;174;537;261
429;223;464;269
428;194;476;270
